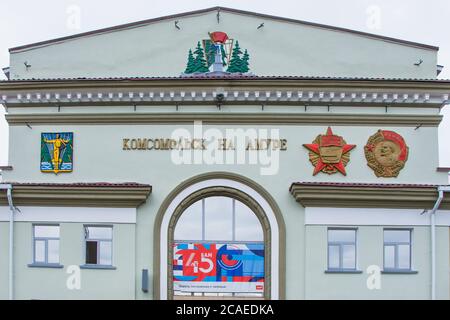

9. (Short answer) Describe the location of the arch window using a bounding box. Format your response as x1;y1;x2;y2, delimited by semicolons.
173;196;264;298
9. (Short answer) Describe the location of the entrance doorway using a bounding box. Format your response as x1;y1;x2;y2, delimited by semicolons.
154;173;285;300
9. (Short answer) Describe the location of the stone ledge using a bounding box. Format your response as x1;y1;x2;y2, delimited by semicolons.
0;182;152;208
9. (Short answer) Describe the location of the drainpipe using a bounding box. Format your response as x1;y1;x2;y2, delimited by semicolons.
429;186;450;300
0;184;14;300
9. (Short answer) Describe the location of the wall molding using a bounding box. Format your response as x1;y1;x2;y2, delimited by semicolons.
1;78;450;108
0;183;152;208
1;90;448;107
5;112;443;127
290;183;450;209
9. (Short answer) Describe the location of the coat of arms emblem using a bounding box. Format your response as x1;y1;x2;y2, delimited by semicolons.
364;130;408;177
40;132;73;174
303;127;356;176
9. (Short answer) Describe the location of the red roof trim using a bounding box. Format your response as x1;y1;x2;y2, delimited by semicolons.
290;182;443;191
5;182;151;188
1;75;450;84
9;6;438;53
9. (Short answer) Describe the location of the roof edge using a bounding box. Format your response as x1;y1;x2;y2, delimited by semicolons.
2;76;450;92
289;182;441;192
9;6;439;53
289;182;450;209
0;182;152;208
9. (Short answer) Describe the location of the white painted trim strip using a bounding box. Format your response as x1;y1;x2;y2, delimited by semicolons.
305;207;450;226
0;206;136;224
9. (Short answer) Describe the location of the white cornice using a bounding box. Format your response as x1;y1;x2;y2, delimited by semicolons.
1;89;449;106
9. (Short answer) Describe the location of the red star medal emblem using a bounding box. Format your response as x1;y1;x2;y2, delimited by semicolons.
303;127;356;176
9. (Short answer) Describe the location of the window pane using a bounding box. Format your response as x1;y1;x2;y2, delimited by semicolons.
384;230;410;243
34;225;59;238
99;241;112;265
342;245;356;269
328;229;355;243
398;245;411;269
328;245;340;269
86;226;112;240
47;240;59;264
205;197;233;241
86;241;98;264
235;200;263;241
384;245;395;269
174;199;202;241
34;240;46;263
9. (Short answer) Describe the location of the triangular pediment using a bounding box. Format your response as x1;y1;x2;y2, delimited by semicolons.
8;6;438;80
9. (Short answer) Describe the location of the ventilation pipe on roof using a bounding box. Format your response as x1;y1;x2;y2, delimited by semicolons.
437;65;444;77
0;184;15;300
429;186;450;300
2;67;10;80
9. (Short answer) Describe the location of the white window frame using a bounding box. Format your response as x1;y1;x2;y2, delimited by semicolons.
383;228;412;271
84;225;113;266
32;224;60;265
175;197;263;243
327;227;358;271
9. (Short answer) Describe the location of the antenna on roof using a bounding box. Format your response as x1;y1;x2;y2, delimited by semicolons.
174;20;180;30
217;8;220;23
257;23;264;29
414;59;423;66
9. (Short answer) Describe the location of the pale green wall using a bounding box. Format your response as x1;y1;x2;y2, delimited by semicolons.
1;116;448;299
3;124;446;185
0;222;136;300
0;223;8;298
9;11;437;80
305;226;450;300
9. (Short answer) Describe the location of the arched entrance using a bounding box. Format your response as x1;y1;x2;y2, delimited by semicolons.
153;172;286;300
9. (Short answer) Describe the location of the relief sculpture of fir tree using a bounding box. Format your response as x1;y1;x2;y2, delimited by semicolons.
227;41;245;73
241;49;250;73
192;41;209;73
184;49;195;74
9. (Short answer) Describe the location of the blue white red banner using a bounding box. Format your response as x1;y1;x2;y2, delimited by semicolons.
173;243;264;293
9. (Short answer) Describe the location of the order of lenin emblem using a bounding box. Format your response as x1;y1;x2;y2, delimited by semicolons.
303;127;356;176
40;132;73;174
364;130;408;178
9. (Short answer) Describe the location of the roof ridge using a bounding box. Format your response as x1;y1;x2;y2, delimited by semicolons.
1;75;449;83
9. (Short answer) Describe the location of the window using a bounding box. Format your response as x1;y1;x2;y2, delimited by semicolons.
174;196;263;242
327;228;357;271
174;196;264;298
384;229;412;270
84;226;113;266
33;225;60;265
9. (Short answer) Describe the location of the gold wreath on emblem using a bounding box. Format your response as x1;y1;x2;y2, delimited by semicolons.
364;130;409;178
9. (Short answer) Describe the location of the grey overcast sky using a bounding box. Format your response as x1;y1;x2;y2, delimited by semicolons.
0;0;449;166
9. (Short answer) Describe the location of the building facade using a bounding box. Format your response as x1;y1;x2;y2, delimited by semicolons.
1;7;450;300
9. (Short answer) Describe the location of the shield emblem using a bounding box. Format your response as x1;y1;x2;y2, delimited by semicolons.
40;132;74;174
